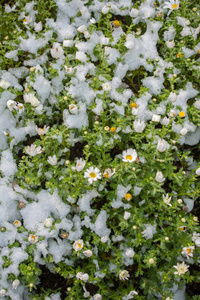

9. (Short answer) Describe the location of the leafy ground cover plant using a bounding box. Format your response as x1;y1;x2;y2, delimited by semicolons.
0;0;200;299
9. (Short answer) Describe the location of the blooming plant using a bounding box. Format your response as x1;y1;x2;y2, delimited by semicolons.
0;0;200;299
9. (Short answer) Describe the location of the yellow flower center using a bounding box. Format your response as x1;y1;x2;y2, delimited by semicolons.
18;104;23;109
130;102;137;108
31;235;36;242
90;172;96;178
113;20;120;27
126;155;132;161
14;221;19;226
104;172;109;178
198;49;200;54
179;111;185;117
124;193;132;201
179;226;185;231
177;53;182;58
186;248;191;254
110;127;116;132
78;243;82;248
172;4;178;9
23;18;27;22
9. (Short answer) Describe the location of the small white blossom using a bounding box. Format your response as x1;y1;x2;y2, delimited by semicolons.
119;270;130;281
7;100;17;111
13;220;22;228
125;248;135;258
84;31;90;39
196;167;200;176
84;291;90;298
133;119;146;133
83;250;93;257
73;239;83;251
0;289;6;296
64;66;74;75
155;171;165;183
12;279;20;289
103;168;116;178
25;144;43;156
162;117;170;126
130;8;138;18
164;0;179;16
72;158;86;172
152;114;161;122
168;92;177;102
174;261;189;275
93;294;102;300
44;218;53;228
101;236;108;243
101;5;110;14
50;42;64;58
47;155;57;165
23;16;32;25
195;237;200;247
17;102;24;113
23;93;40;107
132;107;138;116
99;36;110;45
76;272;89;282
157;139;169;152
122;148;137;163
192;231;200;242
0;80;10;89
181;246;195;259
69;103;78;114
28;234;38;244
102;82;111;92
35;125;49;135
163;194;172;206
77;24;87;33
84;166;101;184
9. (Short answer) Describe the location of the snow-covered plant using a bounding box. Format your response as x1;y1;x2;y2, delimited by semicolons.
0;0;200;299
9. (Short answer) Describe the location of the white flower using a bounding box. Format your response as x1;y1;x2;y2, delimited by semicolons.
83;250;93;257
73;239;83;251
50;42;64;58
90;18;96;24
0;289;6;296
7;100;17;111
181;246;195;259
23;93;40;107
119;270;130;281
84;166;101;184
101;236;108;243
164;0;179;16
34;21;42;32
13;220;22;228
149;258;154;264
125;34;135;49
162;117;170;126
125;248;135;258
102;82;111;92
28;234;38;244
93;294;102;300
122;148;137;163
23;16;32;25
103;168;116;178
168;92;177;102
72;158;86;172
163;194;172;206
12;279;20;289
77;24;87;33
84;291;90;298
192;231;200;242
25;144;43;156
174;261;189;275
47;155;57;165
166;40;175;48
76;272;89;282
124;211;131;220
69;103;78;114
63;40;73;47
84;31;90;39
196;167;200;176
17;103;24;113
157;139;169;152
35;125;49;135
133;119;146;133
180;128;188;136
101;5;110;14
127;291;138;299
169;109;176;117
166;298;173;300
0;80;10;89
195;237;200;247
64;66;74;75
155;171;165;183
152;114;161;122
44;218;53;228
194;100;200;109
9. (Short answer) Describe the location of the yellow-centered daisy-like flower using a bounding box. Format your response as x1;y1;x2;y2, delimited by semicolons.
124;193;132;201
122;148;137;162
177;53;182;58
179;111;185;117
130;102;137;108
